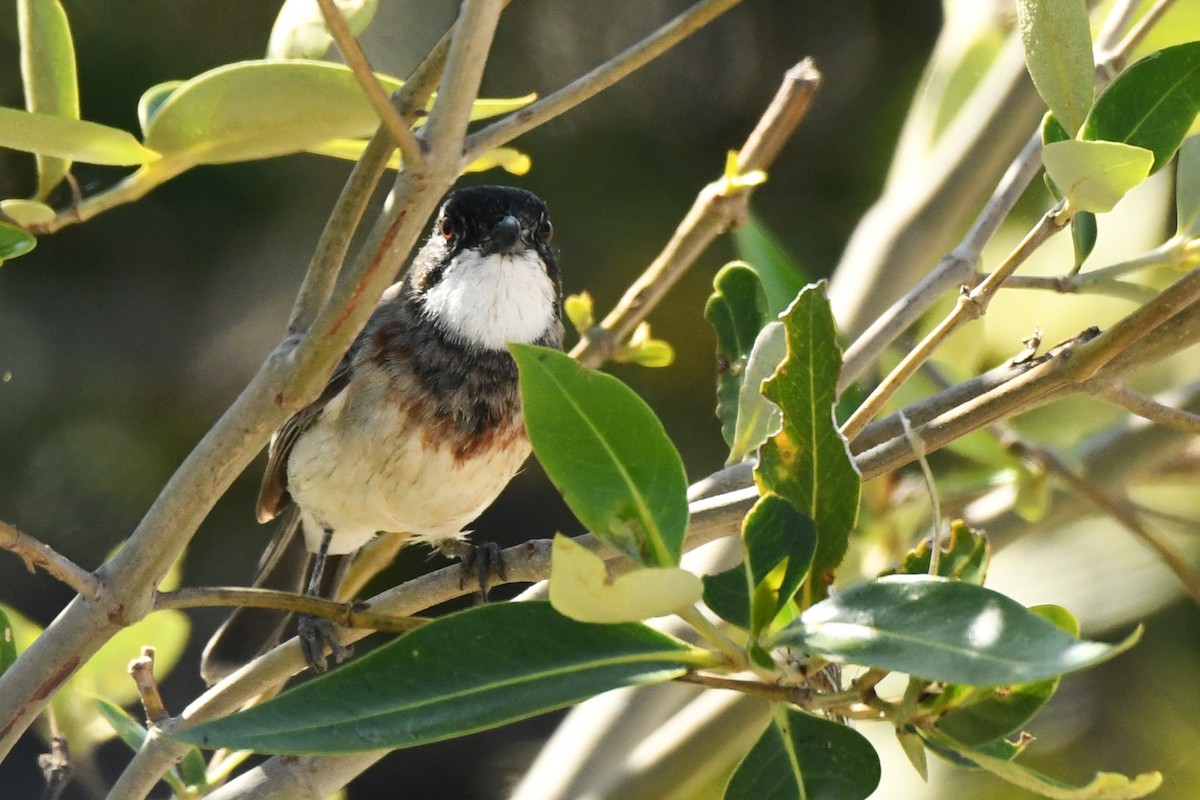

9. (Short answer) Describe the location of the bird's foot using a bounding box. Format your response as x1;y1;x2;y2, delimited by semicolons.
297;613;352;673
438;539;506;600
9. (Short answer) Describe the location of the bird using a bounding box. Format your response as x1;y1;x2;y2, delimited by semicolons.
201;185;563;682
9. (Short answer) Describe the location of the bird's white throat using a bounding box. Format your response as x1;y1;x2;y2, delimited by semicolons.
421;248;557;350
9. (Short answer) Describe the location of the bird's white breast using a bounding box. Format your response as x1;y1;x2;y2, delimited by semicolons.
420;249;557;350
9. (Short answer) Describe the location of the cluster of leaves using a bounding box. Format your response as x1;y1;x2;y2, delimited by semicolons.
1019;0;1200;267
168;272;1152;799
0;0;531;265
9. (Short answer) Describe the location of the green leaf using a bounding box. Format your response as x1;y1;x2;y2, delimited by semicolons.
728;321;785;465
93;698;197;795
1016;0;1094;135
724;706;880;800
0;608;16;676
267;0;379;59
308;137;533;175
891;519;990;584
1042;139;1154;213
1071;211;1098;269
171;602;709;754
933;605;1074;747
1176;135;1200;237
1082;42;1200;173
932;731;1162;799
18;0;80;198
142;59;535;169
513;345;688;567
743;494;816;636
549;534;702;623
702;566;751;630
771;575;1141;686
705;263;770;449
733;212;808;315
754;283;860;607
0;107;159;165
0;221;37;263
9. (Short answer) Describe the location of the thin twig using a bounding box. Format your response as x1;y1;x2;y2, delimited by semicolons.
156;586;429;635
841;205;1067;441
37;735;71;800
0;520;101;601
1097;384;1200;435
129;647;168;725
315;0;423;169
1020;443;1200;608
1110;0;1179;63
574;59;821;367
462;0;744;168
898;412;942;575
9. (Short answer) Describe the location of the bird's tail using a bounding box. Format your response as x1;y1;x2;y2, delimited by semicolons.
199;507;345;686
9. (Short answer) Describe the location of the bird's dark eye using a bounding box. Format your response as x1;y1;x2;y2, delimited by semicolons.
538;217;553;242
439;215;455;240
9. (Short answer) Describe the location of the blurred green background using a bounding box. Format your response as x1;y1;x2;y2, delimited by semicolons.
2;2;1197;799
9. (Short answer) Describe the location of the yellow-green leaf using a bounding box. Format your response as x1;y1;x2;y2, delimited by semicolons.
267;0;379;59
0;107;159;165
18;0;80;197
549;534;701;624
1042;139;1154;213
308;138;532;175
1016;0;1094;135
1;199;55;226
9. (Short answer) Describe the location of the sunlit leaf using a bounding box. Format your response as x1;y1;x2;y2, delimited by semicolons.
512;345;688;567
136;80;183;135
724;706;880;800
0;107;159;165
309;137;532;175
18;0;80;197
1082;42;1200;172
1016;0;1094;135
755;282;859;607
549;534;702;623
1042;139;1154;213
267;0;379;59
771;575;1140;686
171;603;709;754
1;199;55;226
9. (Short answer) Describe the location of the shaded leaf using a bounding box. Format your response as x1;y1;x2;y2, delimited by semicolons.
743;494;816;636
891;519;990;584
705;263;770;449
1016;0;1094;135
0;222;37;263
1042;139;1154;213
0;608;16;676
728;321;785;464
724;706;880;800
1082;42;1200;172
1176;135;1200;237
0;107;159;165
771;575;1140;686
18;0;80;197
267;0;379;59
171;603;709;754
513;345;688;567
702;566;751;630
1071;211;1098;270
549;534;702;623
754;283;859;607
931;731;1162;799
733;212;808;315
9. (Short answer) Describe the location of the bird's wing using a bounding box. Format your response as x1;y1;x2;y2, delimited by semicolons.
255;349;357;524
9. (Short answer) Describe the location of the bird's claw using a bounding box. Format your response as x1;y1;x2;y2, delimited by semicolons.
440;539;506;599
297;613;352;673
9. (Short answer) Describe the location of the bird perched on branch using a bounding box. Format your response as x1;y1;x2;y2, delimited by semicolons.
201;185;563;682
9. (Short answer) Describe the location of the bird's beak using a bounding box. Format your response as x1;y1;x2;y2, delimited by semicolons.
482;215;524;256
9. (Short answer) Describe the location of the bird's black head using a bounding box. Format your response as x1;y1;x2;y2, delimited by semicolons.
407;186;563;351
